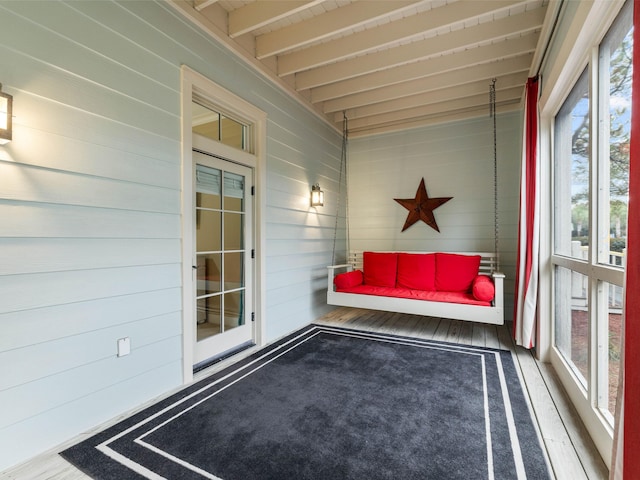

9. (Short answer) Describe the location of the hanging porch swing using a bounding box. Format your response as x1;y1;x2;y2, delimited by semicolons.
325;83;505;325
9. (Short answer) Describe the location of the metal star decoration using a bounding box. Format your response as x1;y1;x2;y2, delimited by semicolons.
394;178;453;232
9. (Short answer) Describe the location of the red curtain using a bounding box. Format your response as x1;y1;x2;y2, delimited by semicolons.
614;1;640;477
513;77;540;348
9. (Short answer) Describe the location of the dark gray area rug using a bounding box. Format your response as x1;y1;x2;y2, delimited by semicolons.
61;324;551;479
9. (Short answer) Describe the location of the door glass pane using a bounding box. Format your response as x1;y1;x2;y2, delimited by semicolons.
196;253;222;296
197;191;221;210
196;211;221;252
555;266;589;387
598;4;632;266
196;165;221;208
554;69;590;259
224;171;245;212
224;291;244;331
224;252;244;291
224;212;244;250
197;296;221;341
604;281;623;416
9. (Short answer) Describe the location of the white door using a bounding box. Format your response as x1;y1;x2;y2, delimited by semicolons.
193;150;253;366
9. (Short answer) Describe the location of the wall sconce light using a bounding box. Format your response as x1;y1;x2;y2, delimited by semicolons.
0;83;12;145
311;183;324;207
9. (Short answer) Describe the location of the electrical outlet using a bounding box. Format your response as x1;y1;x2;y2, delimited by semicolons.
117;337;131;357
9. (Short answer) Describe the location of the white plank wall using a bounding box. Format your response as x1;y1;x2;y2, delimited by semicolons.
348;112;522;320
0;0;343;471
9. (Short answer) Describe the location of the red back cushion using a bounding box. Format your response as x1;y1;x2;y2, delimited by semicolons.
363;252;398;287
435;253;481;292
334;270;364;289
472;275;495;301
397;253;436;291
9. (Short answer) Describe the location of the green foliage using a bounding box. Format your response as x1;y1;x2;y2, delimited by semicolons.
610;238;626;253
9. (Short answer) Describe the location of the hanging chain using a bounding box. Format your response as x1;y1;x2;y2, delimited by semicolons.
332;113;349;266
490;78;499;271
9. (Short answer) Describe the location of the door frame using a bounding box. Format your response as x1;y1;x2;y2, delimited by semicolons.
180;65;267;384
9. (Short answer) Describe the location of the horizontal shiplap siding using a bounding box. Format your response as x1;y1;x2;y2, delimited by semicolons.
0;0;342;470
264;115;345;339
348;112;522;320
0;0;183;470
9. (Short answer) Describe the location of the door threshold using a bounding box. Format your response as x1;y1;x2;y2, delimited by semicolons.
193;340;255;373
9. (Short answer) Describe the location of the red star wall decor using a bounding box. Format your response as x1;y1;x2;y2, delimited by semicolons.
394;178;453;232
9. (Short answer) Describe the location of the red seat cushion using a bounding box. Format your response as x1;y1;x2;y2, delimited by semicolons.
363;252;398;287
397;253;436;291
334;270;364;290
435;253;481;292
336;284;491;306
472;275;495;302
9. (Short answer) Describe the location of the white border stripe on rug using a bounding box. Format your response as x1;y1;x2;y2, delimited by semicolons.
136;441;223;480
95;444;167;480
495;352;527;479
481;356;495;480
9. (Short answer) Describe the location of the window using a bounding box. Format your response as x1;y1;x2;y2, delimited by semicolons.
554;68;590;261
192;99;248;151
551;0;631;429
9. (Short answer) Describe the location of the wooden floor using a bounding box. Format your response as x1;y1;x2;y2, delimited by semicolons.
1;307;609;479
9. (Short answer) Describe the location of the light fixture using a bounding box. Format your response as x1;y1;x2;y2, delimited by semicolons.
311;183;324;207
0;83;12;145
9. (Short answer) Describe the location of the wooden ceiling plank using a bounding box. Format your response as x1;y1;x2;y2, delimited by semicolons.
346;103;521;138
322;53;532;112
277;0;537;75
337;72;529;122
295;7;544;86
229;0;324;38
309;33;538;101
256;0;420;59
346;87;523;130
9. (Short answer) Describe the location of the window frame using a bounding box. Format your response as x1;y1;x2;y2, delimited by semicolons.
538;0;630;468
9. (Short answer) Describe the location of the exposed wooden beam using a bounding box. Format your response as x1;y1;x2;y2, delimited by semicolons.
345;87;522;131
228;0;324;38
277;0;531;75
295;7;544;89
337;72;529;122
307;33;538;101
256;0;421;59
322;53;532;113
347;103;521;138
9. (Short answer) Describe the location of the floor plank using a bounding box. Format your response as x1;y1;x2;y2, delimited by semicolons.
471;322;487;347
415;315;440;338
433;317;451;341
458;320;473;345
